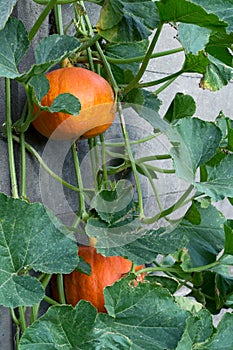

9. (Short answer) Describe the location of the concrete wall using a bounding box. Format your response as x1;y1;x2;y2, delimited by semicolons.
0;2;232;349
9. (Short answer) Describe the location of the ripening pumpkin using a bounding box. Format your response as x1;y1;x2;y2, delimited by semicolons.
32;67;116;140
52;246;144;313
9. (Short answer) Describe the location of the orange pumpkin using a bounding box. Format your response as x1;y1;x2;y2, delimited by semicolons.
32;67;116;140
54;246;144;313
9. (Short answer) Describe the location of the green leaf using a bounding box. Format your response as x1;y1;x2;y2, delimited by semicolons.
196;154;233;201
175;296;203;314
168;117;222;182
97;0;160;43
156;0;228;31
86;215;142;249
0;17;29;78
198;313;233;349
0;193;78;307
19;301;132;349
18;34;81;83
189;0;233;33
183;51;209;74
200;55;233;91
126;88;167;132
98;278;189;349
105;40;149;84
210;255;233;280
0;0;17;30
75;256;91;276
206;32;233;67
224;220;233;255
172;201;225;269
90;180;134;224
29;74;50;102
97;227;188;266
49;93;81;114
178;23;212;55
176;309;213;350
30;75;81;116
164;93;196;123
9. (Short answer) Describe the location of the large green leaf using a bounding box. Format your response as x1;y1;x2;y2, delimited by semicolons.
164;93;196;123
189;0;233;33
18;34;81;83
196;154;233;201
0;17;29;78
197;313;233;349
168;117;222;182
97;227;188;265
0;0;17;30
206;32;233;67
97;0;160;42
176;309;213;350
156;0;229;32
19;301;132;349
0;193;78;307
19;280;190;350
0;17;80;82
171;201;225;269
98;278;190;350
178;23;212;55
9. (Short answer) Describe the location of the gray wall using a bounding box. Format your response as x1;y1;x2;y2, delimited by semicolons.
0;2;232;349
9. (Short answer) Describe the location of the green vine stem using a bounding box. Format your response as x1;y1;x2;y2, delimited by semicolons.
123;23;163;95
99;134;108;188
12;135;82;193
57;274;66;304
29;0;58;41
102;134;159;147
136;154;172;162
10;309;20;326
117;102;145;219
5;78;19;198
54;4;64;35
76;6;95;72
141;163;175;174
18;306;27;332
154;76;179;95
20;132;27;199
104;47;184;65
137;69;183;89
136;259;220;276
138;163;163;212
44;295;60;306
143;184;194;224
71;143;88;220
30;274;53;324
88;138;98;190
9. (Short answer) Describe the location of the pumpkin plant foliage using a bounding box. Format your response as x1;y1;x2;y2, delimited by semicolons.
0;0;233;348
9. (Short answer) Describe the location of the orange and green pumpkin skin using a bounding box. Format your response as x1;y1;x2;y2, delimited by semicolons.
61;246;143;313
32;67;116;140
